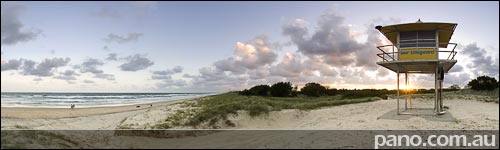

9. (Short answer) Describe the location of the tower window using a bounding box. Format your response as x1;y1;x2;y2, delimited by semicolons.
399;31;436;48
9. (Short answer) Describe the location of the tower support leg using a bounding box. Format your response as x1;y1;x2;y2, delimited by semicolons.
405;73;408;110
397;65;400;115
435;63;439;114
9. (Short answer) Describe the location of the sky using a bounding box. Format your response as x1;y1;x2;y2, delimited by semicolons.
1;1;499;93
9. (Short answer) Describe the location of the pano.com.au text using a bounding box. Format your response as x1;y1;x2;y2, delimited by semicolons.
374;134;496;149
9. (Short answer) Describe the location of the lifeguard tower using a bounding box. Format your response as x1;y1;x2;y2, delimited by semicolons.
375;19;458;115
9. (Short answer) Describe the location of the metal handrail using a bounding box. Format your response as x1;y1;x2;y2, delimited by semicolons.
376;43;457;62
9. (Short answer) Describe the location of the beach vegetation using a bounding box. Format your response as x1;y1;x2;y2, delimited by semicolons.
300;83;327;97
184;92;378;128
467;75;499;91
270;82;294;97
239;84;271;96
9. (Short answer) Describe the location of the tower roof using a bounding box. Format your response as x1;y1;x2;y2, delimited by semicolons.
375;21;457;48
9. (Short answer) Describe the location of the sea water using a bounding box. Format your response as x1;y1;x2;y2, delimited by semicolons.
0;92;214;108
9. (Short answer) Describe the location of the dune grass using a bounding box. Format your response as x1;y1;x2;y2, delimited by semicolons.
158;92;380;128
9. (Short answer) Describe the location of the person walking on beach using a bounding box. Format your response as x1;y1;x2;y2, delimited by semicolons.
70;104;75;110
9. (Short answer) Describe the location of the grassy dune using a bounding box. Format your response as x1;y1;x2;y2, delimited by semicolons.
153;92;381;129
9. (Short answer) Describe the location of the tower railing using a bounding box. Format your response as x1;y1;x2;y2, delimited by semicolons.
376;42;457;62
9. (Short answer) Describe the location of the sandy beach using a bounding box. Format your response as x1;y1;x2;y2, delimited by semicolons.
1;97;199;130
1;94;498;130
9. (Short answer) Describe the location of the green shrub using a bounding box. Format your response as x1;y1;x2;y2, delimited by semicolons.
301;83;327;97
326;88;338;96
239;89;252;96
467;76;499;91
249;85;271;96
270;82;293;97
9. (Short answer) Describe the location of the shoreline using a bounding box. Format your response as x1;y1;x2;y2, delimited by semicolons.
1;96;203;119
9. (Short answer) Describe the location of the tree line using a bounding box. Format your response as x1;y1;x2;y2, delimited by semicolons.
238;75;498;98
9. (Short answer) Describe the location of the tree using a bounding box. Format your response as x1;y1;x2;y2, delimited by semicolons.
248;85;271;96
467;76;499;91
239;89;252;96
300;83;327;97
270;82;293;97
326;88;338;96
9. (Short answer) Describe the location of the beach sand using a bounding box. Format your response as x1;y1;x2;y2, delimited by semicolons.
1;95;498;130
1;98;198;130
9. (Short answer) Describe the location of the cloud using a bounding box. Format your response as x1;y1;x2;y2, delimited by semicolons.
151;66;186;89
106;53;118;61
119;54;154;71
1;3;41;45
282;11;399;71
80;58;104;74
214;36;278;74
445;72;471;87
1;59;22;71
269;53;304;78
79;58;115;81
20;58;71;77
155;78;188;89
94;73;115;81
53;70;80;83
448;65;463;73
282;12;362;67
152;66;183;76
461;43;499;77
104;33;143;44
83;80;95;84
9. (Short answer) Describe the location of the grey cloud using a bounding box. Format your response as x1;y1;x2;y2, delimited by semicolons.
20;58;71;77
185;67;248;91
247;67;270;80
53;70;80;83
282;11;362;66
150;66;183;80
156;79;188;89
79;58;115;81
376;68;389;77
1;3;40;45
444;73;471;87
120;54;154;71
151;75;172;80
270;53;304;78
151;66;187;89
106;53;118;61
214;58;247;74
182;73;196;78
461;43;499;77
80;58;104;74
83;80;95;84
104;33;143;44
449;65;463;73
152;66;183;76
94;73;115;81
1;59;22;71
